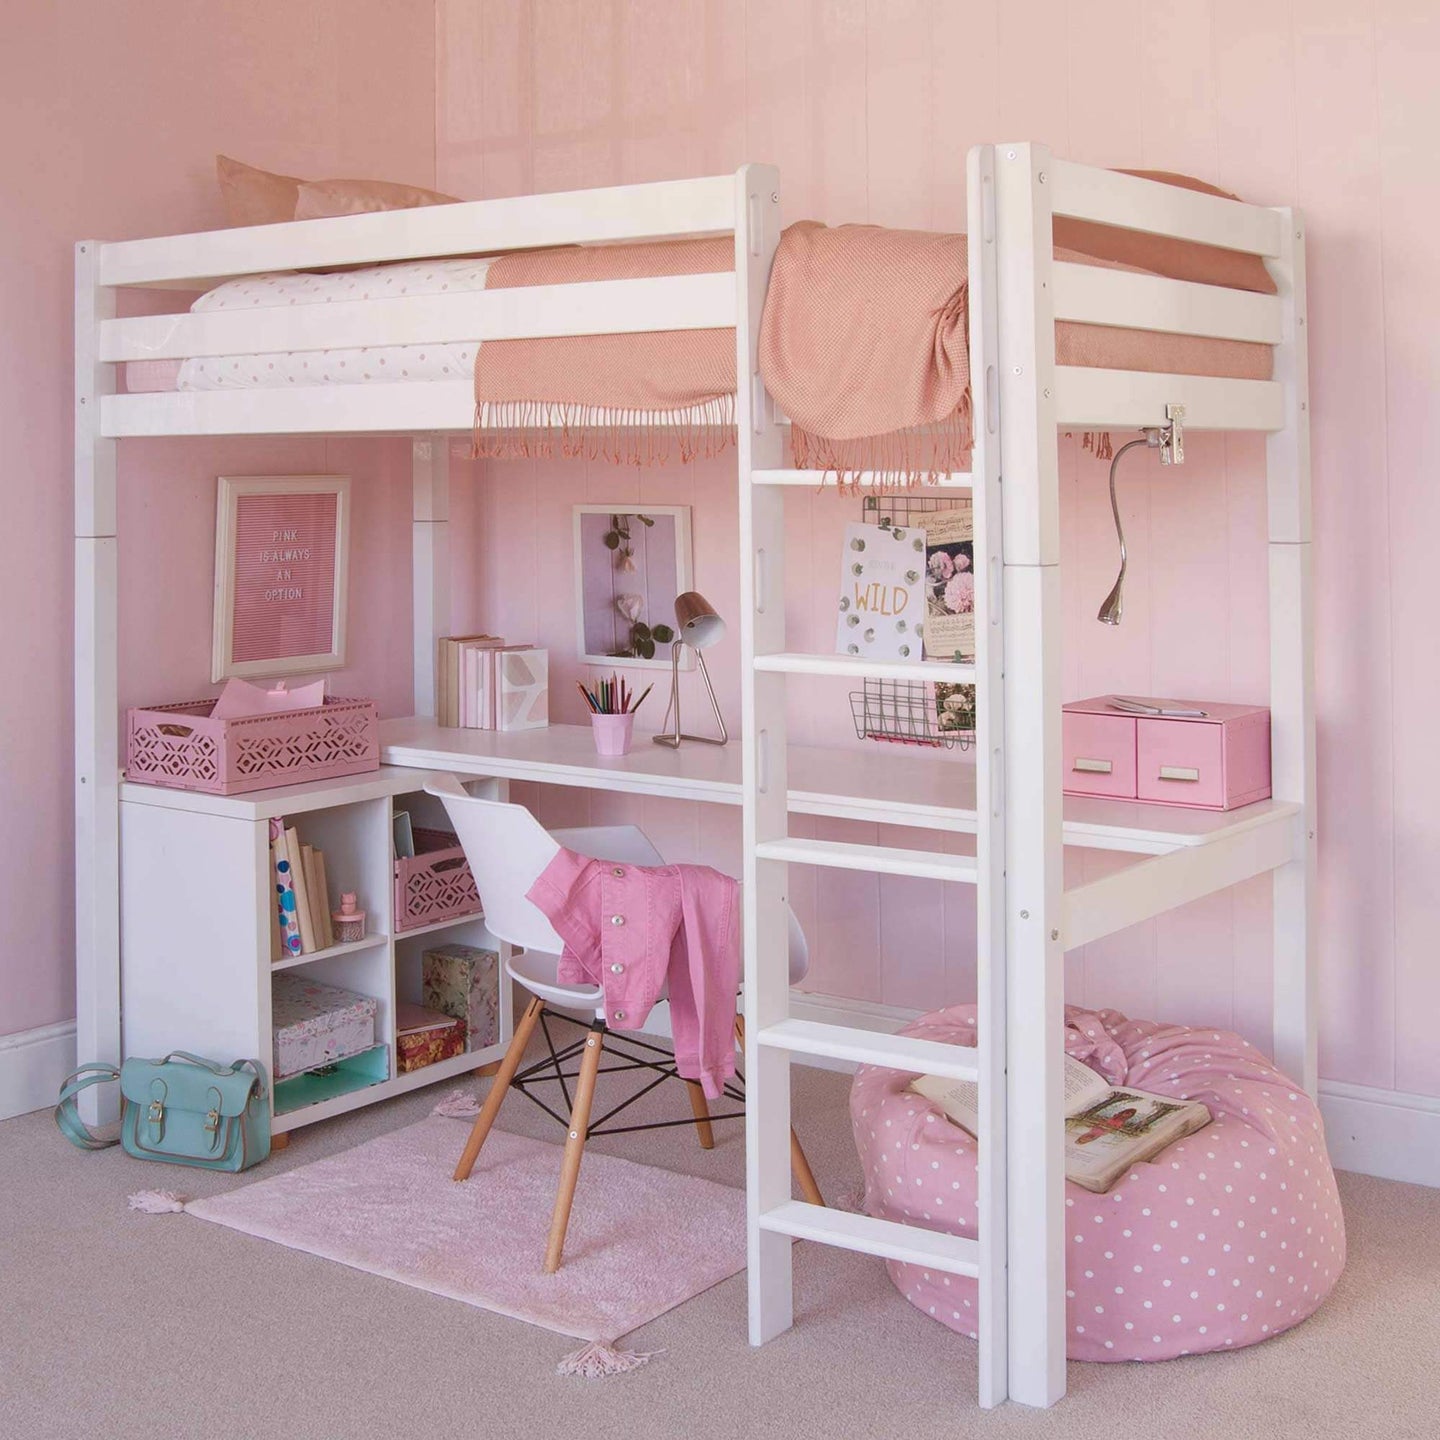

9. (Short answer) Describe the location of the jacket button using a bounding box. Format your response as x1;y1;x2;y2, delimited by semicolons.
610;914;625;926
610;963;625;974
612;866;625;877
613;1010;625;1021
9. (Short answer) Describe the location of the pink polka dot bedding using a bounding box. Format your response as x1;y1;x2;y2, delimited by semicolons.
849;1004;1345;1361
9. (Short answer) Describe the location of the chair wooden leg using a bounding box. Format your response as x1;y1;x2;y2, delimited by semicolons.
686;1081;716;1150
453;995;544;1182
544;1022;605;1274
735;1013;824;1206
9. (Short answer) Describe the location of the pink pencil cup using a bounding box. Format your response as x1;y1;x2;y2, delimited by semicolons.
591;712;635;756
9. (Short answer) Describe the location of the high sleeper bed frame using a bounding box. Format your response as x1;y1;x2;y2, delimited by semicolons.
75;144;1313;1410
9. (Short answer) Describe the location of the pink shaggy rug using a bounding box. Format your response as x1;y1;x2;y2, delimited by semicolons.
186;1116;745;1343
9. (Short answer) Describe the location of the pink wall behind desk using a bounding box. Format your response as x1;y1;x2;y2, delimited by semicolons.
436;0;1440;1100
0;0;438;1037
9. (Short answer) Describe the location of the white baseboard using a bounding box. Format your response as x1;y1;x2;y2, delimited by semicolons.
0;1020;76;1122
1318;1080;1440;1189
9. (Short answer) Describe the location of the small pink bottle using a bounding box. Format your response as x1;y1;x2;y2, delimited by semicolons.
332;893;366;944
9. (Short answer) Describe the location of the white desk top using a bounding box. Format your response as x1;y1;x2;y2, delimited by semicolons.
378;717;1300;857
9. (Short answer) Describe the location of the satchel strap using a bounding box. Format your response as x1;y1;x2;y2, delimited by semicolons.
54;1064;121;1151
157;1052;268;1098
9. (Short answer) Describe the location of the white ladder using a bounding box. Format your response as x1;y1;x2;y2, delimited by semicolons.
733;152;1010;1408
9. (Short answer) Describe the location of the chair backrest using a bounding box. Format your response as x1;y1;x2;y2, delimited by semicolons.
425;780;811;984
425;785;565;953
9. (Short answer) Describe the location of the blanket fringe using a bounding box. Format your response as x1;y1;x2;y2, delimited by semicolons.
431;1089;483;1118
789;393;974;491
556;1341;663;1379
127;1189;188;1214
473;395;736;468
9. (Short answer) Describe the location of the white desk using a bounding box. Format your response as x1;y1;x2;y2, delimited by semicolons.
378;716;1301;858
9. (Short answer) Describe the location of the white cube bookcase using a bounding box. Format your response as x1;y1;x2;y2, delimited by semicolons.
119;765;512;1136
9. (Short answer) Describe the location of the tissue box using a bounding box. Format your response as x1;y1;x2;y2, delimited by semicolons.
422;944;500;1051
271;974;378;1080
1063;697;1271;811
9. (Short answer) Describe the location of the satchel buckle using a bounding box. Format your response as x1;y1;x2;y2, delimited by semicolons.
204;1107;221;1134
147;1099;165;1127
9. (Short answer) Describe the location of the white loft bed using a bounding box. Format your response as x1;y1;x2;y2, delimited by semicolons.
75;147;1312;1412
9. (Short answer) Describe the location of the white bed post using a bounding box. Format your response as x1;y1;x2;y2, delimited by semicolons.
412;435;451;717
994;143;1066;1408
1265;214;1316;1097
74;241;121;1123
968;143;1010;1411
734;163;790;1346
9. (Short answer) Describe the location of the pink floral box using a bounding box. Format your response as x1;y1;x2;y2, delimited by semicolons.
271;973;378;1080
421;945;499;1053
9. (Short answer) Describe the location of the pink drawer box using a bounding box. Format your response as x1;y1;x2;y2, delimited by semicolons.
1063;697;1271;811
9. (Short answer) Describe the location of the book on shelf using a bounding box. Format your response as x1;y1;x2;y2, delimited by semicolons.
301;843;335;950
434;635;548;731
436;634;502;727
910;1053;1212;1194
498;646;548;731
270;821;303;960
313;849;336;949
284;826;317;955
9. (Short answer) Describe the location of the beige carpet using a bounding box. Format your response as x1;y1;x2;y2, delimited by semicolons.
3;1058;1438;1440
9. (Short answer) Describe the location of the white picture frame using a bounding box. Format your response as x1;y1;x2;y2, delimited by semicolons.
212;474;351;682
573;504;694;671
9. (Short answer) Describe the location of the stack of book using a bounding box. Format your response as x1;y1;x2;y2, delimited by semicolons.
435;635;548;732
270;821;342;961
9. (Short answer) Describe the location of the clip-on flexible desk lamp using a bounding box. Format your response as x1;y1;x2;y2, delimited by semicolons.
653;590;728;748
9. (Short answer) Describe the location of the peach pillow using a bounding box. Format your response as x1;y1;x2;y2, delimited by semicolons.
215;155;456;227
1053;169;1277;295
216;155;304;228
294;177;458;220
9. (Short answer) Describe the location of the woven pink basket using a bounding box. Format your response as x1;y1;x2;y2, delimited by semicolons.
394;827;482;932
126;696;379;796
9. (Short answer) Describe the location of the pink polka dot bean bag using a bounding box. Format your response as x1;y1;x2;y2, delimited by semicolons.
850;1004;1345;1361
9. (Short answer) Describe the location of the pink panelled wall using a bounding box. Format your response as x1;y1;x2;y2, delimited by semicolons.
4;1;1435;1108
435;0;1440;1097
0;1;439;1036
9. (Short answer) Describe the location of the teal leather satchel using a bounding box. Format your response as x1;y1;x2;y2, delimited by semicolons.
56;1052;271;1172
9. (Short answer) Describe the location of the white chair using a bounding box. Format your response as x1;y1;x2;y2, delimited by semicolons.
425;778;823;1273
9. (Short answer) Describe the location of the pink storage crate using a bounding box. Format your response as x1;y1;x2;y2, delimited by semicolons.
394;828;482;932
126;696;379;796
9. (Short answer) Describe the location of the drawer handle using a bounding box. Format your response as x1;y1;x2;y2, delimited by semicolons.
1072;757;1113;775
1158;765;1201;783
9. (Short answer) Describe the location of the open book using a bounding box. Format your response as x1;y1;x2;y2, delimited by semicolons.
910;1054;1211;1194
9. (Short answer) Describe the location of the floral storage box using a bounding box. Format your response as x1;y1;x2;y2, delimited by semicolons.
422;944;499;1052
271;973;378;1081
395;1002;467;1073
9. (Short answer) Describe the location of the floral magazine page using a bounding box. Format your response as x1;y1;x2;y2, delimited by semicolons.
922;504;975;661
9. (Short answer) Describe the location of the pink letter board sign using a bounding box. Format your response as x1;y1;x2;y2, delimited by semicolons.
212;476;350;681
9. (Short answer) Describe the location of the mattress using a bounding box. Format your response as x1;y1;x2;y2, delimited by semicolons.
123;252;1271;398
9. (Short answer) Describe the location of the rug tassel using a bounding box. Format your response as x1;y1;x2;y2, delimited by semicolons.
127;1189;188;1214
432;1089;482;1118
555;1341;663;1379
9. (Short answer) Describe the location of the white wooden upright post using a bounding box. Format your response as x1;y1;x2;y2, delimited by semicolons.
412;435;452;718
993;144;1067;1408
734;164;790;1346
74;241;121;1122
1264;213;1317;1097
968;143;1010;1411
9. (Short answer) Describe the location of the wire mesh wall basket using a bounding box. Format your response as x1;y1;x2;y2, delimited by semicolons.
850;493;975;751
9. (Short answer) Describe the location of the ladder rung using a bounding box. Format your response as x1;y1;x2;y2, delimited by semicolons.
751;467;973;488
759;1201;980;1276
755;836;977;883
757;1018;979;1080
753;652;977;684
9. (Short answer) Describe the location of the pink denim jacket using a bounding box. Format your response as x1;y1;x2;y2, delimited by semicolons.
526;849;739;1099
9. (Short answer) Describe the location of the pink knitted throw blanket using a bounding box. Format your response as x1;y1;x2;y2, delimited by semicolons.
473;221;1269;476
